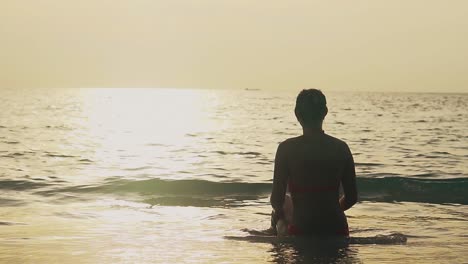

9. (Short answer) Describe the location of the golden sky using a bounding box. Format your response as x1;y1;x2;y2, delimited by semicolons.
1;0;467;92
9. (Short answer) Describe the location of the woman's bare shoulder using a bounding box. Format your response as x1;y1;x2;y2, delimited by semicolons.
279;136;303;147
323;134;349;148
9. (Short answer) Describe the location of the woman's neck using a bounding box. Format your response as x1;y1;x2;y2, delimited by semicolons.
302;125;324;136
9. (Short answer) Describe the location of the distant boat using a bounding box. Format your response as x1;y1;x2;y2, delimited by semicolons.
244;88;261;91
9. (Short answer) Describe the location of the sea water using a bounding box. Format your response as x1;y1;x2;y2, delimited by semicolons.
0;88;466;263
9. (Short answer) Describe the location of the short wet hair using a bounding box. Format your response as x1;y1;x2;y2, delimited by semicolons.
295;89;327;126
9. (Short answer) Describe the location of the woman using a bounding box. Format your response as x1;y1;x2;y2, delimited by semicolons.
270;89;358;237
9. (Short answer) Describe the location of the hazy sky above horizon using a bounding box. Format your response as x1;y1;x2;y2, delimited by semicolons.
1;1;467;92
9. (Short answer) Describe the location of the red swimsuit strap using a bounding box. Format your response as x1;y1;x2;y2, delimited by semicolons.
288;180;339;193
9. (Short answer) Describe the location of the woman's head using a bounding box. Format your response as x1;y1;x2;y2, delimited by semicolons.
295;89;328;127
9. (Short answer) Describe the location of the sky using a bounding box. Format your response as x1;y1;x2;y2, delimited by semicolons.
1;0;467;93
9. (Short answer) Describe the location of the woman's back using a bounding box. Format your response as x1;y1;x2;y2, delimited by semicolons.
283;133;353;235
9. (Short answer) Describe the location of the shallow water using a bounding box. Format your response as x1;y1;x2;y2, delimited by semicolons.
0;88;467;263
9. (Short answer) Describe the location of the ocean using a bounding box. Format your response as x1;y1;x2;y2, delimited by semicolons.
0;88;467;263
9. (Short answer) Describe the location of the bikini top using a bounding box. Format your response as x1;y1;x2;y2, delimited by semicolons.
288;179;339;193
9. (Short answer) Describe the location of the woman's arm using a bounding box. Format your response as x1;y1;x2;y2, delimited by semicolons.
270;142;289;218
340;144;358;211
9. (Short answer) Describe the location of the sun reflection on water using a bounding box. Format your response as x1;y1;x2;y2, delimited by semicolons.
77;88;223;180
82;88;217;143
